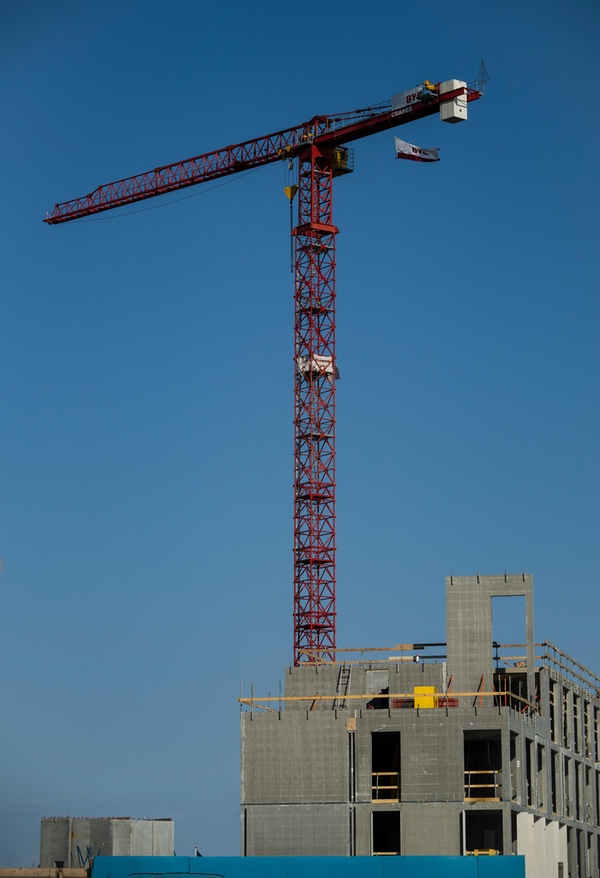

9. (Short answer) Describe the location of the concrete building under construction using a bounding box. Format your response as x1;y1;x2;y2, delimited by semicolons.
240;574;600;878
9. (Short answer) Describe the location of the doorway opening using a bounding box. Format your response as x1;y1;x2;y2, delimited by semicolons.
372;811;400;855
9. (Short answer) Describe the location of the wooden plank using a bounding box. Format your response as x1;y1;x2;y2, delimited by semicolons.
0;870;88;878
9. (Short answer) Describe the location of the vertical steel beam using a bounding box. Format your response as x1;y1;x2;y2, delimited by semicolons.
293;143;337;664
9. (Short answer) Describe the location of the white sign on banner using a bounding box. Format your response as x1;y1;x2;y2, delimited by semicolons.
394;137;440;163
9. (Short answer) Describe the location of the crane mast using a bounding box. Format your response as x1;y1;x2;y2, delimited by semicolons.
45;78;483;665
293;142;338;664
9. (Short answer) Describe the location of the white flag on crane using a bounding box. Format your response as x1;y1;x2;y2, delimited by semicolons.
394;136;440;163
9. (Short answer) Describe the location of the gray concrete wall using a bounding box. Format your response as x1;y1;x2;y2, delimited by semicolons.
40;819;173;865
40;819;70;868
446;574;534;702
242;691;600;858
399;802;464;856
148;821;175;856
110;820;132;856
353;801;464;856
283;661;446;710
242;712;350;804
40;818;94;867
352;709;467;804
242;702;522;856
89;820;110;857
244;804;350;856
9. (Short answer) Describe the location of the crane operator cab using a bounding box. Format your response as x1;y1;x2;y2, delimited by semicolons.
332;146;354;176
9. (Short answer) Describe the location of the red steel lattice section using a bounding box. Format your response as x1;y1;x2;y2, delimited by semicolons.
293;143;338;664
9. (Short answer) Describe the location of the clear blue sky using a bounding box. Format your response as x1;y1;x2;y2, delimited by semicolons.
1;0;599;865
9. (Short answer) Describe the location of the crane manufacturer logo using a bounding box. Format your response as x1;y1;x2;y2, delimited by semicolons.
403;90;423;105
390;87;423;116
391;106;413;119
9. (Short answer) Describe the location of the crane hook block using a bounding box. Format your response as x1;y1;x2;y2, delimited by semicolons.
284;185;298;202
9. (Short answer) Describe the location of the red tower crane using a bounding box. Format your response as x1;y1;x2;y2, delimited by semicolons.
45;77;483;665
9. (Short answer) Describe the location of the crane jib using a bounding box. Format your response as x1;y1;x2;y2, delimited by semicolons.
44;82;481;224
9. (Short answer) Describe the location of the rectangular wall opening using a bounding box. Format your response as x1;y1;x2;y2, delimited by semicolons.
585;766;591;824
551;749;558;814
372;732;400;801
372;811;400;856
492;594;526;646
366;670;389;710
584;700;591;757
510;732;519;803
464;729;502;801
562;688;570;748
537;743;545;810
549;679;557;742
525;738;533;807
464;810;503;855
565;756;571;817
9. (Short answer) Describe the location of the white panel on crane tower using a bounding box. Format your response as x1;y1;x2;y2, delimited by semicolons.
297;355;338;381
439;79;468;123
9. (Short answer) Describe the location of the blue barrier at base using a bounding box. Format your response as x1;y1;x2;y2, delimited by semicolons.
92;854;525;878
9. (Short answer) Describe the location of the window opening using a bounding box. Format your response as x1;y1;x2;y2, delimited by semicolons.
585;766;591;824
510;732;519;803
492;595;526;646
525;738;533;807
586;833;592;878
464;730;502;801
366;670;389;710
562;687;570;748
492;594;527;703
551;750;558;814
537;743;545;810
584;700;591;758
549;679;557;742
371;732;400;801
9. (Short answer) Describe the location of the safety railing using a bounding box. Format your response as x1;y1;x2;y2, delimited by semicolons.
371;771;399;801
239;690;538;714
464;769;502;801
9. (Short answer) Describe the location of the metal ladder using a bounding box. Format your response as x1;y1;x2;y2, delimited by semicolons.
333;664;352;710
